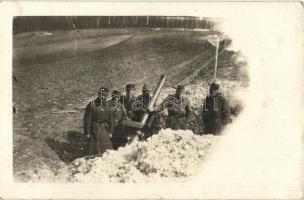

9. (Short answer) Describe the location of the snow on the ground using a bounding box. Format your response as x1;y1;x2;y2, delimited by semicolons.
67;129;217;183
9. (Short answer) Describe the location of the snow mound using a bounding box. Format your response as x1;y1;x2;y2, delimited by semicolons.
67;129;217;183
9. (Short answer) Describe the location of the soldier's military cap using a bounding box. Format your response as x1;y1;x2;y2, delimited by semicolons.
142;83;152;91
112;90;122;96
126;84;135;90
176;85;185;91
210;82;220;92
98;87;109;95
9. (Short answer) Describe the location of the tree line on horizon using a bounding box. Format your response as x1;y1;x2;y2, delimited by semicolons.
13;16;217;34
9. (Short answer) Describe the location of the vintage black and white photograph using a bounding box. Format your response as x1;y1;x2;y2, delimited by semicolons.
13;15;248;183
1;1;303;199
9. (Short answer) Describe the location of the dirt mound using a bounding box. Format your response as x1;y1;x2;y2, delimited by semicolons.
67;129;217;183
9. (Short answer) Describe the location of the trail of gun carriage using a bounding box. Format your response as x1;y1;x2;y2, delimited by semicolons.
13;16;248;182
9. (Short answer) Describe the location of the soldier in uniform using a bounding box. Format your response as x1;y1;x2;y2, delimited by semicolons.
133;84;152;122
120;84;137;120
120;84;138;141
202;82;231;135
157;85;192;130
83;87;113;156
107;90;127;149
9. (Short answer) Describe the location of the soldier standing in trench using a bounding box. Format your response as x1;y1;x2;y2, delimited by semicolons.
107;90;127;150
120;84;136;120
202;82;231;135
83;87;113;156
154;85;193;130
120;84;138;142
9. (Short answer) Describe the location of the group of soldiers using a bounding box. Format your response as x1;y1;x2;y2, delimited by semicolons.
83;82;231;156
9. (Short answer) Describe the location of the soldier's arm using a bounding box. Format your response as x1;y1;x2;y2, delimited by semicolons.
202;98;207;124
221;96;231;124
119;96;124;105
121;105;127;119
108;111;114;135
83;104;92;136
107;106;115;134
185;98;193;122
121;100;131;120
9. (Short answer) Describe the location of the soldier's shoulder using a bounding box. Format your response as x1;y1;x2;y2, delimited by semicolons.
218;93;227;100
206;94;214;98
204;95;216;103
85;102;90;108
218;92;224;96
85;101;93;111
87;98;98;106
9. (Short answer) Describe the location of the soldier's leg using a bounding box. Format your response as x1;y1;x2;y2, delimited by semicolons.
166;116;173;130
117;125;127;148
98;124;113;155
171;117;179;130
151;125;161;136
111;126;120;150
205;119;217;135
175;118;186;130
88;134;96;156
124;126;138;143
119;125;129;146
92;124;102;155
142;126;152;140
214;119;223;135
88;124;101;156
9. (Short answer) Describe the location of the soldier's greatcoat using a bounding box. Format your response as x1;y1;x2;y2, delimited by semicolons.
119;94;138;139
202;93;231;134
107;99;127;149
160;94;192;130
83;98;113;156
120;94;137;120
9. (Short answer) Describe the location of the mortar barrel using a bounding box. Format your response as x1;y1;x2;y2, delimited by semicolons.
149;75;167;108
